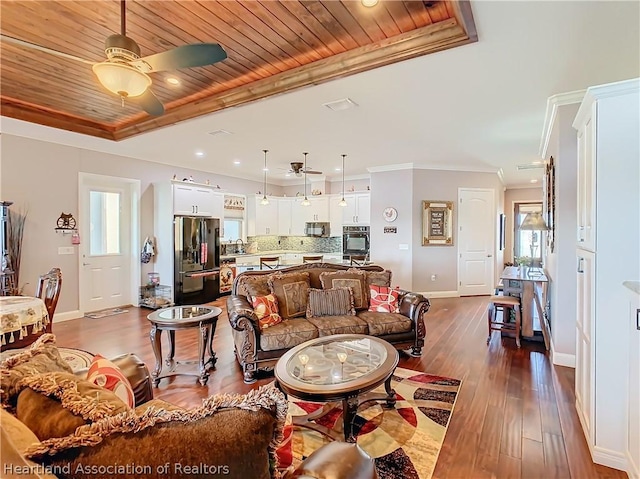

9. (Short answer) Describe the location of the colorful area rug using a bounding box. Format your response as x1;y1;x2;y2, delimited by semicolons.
276;367;461;479
84;308;129;319
58;347;94;372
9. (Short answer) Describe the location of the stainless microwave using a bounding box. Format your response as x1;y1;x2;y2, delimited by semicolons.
305;222;330;237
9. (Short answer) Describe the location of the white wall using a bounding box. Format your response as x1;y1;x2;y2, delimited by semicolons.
0;134;277;316
545;103;580;366
504;187;543;264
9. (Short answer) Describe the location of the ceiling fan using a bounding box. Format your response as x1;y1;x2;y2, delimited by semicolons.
288;161;323;177
0;0;227;116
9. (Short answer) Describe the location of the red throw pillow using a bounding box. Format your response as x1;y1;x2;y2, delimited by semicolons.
251;294;283;330
368;285;400;313
86;355;135;408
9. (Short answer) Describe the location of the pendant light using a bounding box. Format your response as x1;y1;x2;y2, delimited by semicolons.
260;149;269;205
300;152;311;206
338;154;347;207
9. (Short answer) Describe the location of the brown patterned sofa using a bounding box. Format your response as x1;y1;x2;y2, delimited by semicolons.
227;263;430;383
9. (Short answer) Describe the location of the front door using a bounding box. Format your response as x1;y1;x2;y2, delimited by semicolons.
458;188;495;296
79;174;138;313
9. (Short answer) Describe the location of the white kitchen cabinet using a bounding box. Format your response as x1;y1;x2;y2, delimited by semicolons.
173;183;214;216
211;192;225;236
572;78;639;472
278;198;293;236
329;195;344;237
627;285;640;479
342;193;370;225
290;197;328;235
247;196;278;236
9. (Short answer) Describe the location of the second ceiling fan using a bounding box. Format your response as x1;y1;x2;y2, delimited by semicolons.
1;0;227;116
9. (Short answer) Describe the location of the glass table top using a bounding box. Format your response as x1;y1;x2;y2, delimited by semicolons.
286;337;387;386
154;306;217;322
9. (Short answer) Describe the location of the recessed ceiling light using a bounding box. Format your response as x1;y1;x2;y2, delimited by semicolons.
233;160;241;165
361;0;378;6
532;160;543;165
323;98;358;111
530;179;538;183
263;167;269;172
166;77;180;86
195;151;205;157
335;168;341;172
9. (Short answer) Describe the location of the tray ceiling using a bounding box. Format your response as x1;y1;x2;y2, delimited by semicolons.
0;1;476;140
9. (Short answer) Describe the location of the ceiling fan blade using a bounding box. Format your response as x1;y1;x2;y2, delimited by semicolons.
305;170;323;175
131;44;227;73
0;34;94;65
130;89;164;116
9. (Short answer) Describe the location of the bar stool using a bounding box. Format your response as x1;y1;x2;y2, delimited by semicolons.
260;256;280;270
487;295;521;348
302;255;323;263
350;255;367;266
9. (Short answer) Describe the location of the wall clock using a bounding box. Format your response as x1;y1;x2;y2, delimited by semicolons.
383;207;398;222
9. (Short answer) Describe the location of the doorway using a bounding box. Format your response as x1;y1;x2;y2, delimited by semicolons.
457;188;495;296
79;173;140;313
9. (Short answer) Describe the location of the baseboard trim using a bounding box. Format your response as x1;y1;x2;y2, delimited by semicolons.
593;446;628;472
550;337;576;368
54;310;83;323
420;291;461;299
626;450;640;479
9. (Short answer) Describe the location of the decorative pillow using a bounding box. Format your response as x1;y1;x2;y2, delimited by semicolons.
17;372;129;440
306;287;356;318
0;333;72;408
86;354;135;408
26;385;288;479
366;270;392;288
251;294;283;330
242;275;272;299
368;285;400;313
319;269;368;310
268;272;311;319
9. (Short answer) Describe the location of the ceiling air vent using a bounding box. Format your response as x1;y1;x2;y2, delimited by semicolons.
323;98;358;111
517;163;544;170
208;129;232;137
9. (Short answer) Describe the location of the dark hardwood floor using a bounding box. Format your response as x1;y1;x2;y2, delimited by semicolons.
53;296;626;479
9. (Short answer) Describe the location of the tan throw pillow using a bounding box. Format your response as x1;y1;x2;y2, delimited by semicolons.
319;269;368;310
306;288;356;318
268;272;311;319
366;270;392;288
17;372;129;440
242;275;272;298
26;385;288;479
0;333;72;408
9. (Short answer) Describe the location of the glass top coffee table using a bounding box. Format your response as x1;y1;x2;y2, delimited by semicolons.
275;334;399;442
147;305;222;386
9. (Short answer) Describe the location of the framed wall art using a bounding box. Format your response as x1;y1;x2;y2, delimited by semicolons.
422;200;453;246
544;156;556;252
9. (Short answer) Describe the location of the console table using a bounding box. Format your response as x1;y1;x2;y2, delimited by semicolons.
499;266;550;349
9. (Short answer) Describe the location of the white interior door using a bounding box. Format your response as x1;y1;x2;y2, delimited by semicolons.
458;188;495;296
79;174;139;313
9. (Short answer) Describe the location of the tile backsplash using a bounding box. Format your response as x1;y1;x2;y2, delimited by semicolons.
221;236;341;255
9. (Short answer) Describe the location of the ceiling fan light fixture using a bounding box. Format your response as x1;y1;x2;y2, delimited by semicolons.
361;0;379;6
339;154;347;207
92;61;150;98
261;149;270;206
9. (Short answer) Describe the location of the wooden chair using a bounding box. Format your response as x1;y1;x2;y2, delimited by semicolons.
350;255;367;266
487;294;521;348
36;267;62;322
260;256;280;270
302;255;323;264
1;268;62;351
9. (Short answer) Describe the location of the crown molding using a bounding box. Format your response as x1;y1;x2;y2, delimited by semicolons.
539;90;586;159
367;163;415;173
368;162;500;174
497;168;505;186
573;78;639;129
505;184;543;190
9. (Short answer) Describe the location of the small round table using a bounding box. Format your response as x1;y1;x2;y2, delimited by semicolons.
147;305;221;386
275;334;399;442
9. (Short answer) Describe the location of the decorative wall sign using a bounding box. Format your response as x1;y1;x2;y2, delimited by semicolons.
422;201;453;246
55;212;76;230
544;156;556;252
224;195;245;210
499;213;506;251
383;227;397;234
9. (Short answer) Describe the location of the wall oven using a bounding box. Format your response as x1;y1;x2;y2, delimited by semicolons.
343;226;370;260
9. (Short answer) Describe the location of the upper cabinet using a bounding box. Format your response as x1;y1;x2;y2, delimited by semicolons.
173;183;215;216
247;195;278;236
278;198;293;236
576;110;596;251
342;193;370;225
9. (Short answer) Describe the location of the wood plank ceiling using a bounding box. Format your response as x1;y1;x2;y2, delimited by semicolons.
0;1;477;140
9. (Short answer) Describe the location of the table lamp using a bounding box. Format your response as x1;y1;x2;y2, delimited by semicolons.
519;212;549;275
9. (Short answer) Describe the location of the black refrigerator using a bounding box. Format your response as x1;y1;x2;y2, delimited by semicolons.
173;216;220;305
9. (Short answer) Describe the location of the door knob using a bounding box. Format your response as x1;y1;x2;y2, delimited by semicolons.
487;254;493;258
83;262;90;266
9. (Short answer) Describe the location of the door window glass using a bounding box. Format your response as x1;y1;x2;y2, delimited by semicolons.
514;202;543;263
90;191;120;255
